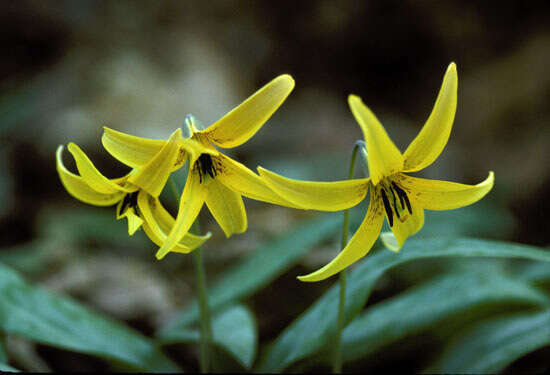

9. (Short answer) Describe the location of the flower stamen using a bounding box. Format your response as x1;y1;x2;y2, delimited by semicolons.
119;191;139;216
197;154;217;183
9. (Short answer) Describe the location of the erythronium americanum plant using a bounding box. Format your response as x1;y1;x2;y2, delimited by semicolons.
97;74;332;260
56;141;210;253
259;63;494;282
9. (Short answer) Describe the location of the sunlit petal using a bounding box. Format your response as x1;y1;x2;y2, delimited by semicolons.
348;95;403;185
67;143;135;194
56;146;124;206
128;128;182;197
102;126;166;168
403;63;458;172
156;170;207;259
298;187;384;282
202;74;295;148
205;179;247;237
258;167;369;212
398;171;494;210
215;155;300;208
137;191;210;253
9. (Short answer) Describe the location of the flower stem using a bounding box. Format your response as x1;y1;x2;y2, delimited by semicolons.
333;142;362;373
169;177;214;373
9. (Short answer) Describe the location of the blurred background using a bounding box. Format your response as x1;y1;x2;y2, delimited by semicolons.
1;0;549;372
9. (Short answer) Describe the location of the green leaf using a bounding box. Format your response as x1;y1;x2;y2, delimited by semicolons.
158;212;355;334
339;269;549;363
0;263;178;372
160;304;257;369
428;310;550;373
257;237;550;372
0;362;19;372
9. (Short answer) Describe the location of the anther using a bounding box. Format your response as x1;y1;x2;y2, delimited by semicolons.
119;191;139;215
392;182;412;214
197;154;217;183
380;188;394;227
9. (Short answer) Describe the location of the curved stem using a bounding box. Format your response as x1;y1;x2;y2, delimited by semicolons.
333;141;363;373
169;177;214;373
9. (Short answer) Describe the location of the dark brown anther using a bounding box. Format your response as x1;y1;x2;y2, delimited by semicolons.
392;182;412;214
391;181;405;210
380;188;393;227
119;191;139;215
197;154;217;183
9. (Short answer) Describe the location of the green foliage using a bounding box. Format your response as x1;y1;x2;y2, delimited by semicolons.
158;211;356;334
0;263;178;372
160;304;257;369
339;267;548;363
256;238;550;372
429;310;550;373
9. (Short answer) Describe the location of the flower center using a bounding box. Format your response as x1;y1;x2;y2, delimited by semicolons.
196;154;217;183
379;179;412;227
118;191;139;216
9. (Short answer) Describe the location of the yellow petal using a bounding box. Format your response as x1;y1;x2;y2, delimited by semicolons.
56;145;124;206
348;95;404;185
205;179;247;237
397;171;494;210
258;167;369;212
156;170;207;260
403;63;458;172
298;187;384;282
67;143;135;194
102;126;166;168
385;202;424;251
214;155;300;208
137;191;210;253
201;74;295;148
128;128;182;197
119;207;143;236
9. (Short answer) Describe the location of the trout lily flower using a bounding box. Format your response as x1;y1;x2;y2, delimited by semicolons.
259;63;494;282
99;74;313;260
56;141;211;253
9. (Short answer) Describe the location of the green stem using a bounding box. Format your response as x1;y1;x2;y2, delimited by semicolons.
333;141;362;373
169;177;214;373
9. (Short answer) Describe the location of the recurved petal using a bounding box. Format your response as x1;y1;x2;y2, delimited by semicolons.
205;179;247;237
67;143;135;194
398;171;494;210
201;74;295;148
348;95;404;185
215;155;300;208
137;191;210;253
384;202;424;251
298;187;384;282
156;170;207;259
403;63;458;172
258;167;369;212
128;128;182;197
102;126;166;168
56;146;124;206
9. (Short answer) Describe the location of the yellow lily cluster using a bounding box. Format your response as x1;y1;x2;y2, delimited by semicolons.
56;63;494;282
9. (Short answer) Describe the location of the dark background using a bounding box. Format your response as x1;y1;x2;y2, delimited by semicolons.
1;1;549;372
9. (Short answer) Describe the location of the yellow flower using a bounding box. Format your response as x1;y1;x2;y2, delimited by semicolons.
56;141;210;253
258;63;494;282
99;75;320;260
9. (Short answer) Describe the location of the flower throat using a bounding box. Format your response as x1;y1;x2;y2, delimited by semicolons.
380;180;412;227
197;154;217;183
